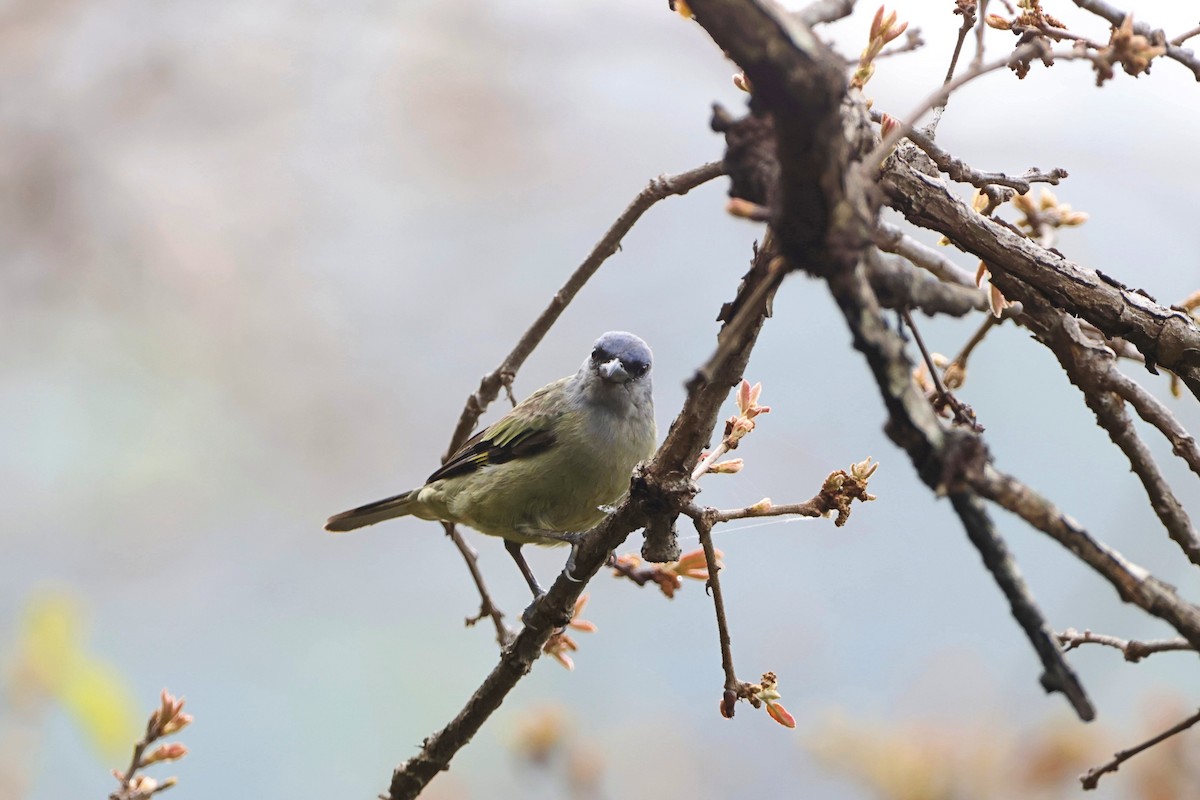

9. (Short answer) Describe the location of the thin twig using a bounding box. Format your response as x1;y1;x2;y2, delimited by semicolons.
948;314;999;376
1171;24;1200;47
924;3;976;135
866;43;1096;174
1107;368;1200;478
1057;628;1194;662
897;121;1068;193
973;0;989;69
901;307;976;428
1080;707;1200;790
444;523;513;645
694;514;740;701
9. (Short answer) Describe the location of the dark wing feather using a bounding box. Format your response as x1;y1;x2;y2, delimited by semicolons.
425;383;563;484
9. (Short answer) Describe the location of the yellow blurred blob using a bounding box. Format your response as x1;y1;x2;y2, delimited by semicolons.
10;592;138;760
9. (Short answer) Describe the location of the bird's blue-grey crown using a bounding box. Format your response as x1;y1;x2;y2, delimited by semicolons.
588;331;652;385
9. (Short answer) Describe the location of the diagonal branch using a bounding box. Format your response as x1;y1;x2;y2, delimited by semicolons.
1009;284;1200;566
950;492;1093;719
1080;707;1200;790
972;465;1200;650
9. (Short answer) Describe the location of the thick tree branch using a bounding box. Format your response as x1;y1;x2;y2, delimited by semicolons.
880;154;1200;399
690;0;1094;720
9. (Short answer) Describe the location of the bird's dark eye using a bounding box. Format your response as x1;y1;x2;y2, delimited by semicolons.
627;361;649;378
592;348;609;363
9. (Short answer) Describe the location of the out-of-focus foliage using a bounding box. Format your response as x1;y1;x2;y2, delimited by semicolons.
7;592;138;760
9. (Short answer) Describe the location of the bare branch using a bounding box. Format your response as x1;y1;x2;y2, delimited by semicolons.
1107;368;1200;478
924;1;976;134
1057;628;1194;662
1001;280;1200;565
1171;24;1200;48
693;513;740;707
866;248;986;317
1080;707;1200;790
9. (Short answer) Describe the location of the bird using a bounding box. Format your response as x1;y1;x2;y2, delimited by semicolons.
326;331;657;599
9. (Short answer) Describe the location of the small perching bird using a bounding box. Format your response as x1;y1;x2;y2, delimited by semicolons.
326;331;657;598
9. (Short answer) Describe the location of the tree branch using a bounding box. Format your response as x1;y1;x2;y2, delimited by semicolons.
1080;707;1200;790
950;492;1094;720
880;154;1200;400
972;465;1200;650
690;0;1094;720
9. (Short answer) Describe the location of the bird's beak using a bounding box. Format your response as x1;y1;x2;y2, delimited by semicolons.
598;358;631;383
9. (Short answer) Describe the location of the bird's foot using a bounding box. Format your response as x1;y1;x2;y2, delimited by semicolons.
521;594;545;626
561;532;586;583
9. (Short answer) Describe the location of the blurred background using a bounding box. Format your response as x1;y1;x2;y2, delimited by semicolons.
3;1;1200;798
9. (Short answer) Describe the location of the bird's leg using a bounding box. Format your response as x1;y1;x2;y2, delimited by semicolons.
524;530;586;583
504;539;545;598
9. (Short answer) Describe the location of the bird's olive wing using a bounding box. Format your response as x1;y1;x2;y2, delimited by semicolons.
425;390;560;484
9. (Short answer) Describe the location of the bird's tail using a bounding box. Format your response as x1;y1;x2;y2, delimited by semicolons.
325;490;417;532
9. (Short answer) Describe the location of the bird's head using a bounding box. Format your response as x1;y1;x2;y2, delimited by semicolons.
587;331;652;386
